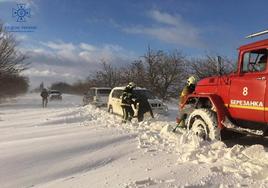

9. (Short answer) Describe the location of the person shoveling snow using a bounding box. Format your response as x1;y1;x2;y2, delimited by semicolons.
173;76;197;132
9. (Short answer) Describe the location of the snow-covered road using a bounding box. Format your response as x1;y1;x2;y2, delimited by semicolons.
0;93;268;188
0;94;138;188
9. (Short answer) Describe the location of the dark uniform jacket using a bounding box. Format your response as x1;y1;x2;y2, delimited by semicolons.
121;87;134;106
135;94;153;115
41;90;49;98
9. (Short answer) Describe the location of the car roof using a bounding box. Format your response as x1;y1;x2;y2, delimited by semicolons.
112;86;149;90
89;87;111;90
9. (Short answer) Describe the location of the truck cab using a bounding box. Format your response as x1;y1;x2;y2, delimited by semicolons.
181;38;268;140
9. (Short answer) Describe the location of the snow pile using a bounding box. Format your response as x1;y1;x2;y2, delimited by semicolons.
80;104;268;185
1;93;268;188
159;125;268;184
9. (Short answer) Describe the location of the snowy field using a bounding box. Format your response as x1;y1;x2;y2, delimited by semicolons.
0;93;268;188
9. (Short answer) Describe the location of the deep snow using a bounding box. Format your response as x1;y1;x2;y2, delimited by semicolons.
0;93;268;188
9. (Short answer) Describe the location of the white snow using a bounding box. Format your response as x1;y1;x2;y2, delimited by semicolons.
0;93;268;188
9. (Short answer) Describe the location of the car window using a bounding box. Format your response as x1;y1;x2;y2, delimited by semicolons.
112;89;123;98
88;89;95;96
97;89;111;95
133;89;156;99
242;49;268;73
50;91;61;94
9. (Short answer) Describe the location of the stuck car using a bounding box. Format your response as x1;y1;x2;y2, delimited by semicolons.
107;87;168;116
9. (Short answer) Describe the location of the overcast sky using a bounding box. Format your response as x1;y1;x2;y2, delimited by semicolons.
0;0;268;88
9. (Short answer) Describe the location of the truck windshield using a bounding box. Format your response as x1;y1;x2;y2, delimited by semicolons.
242;49;268;72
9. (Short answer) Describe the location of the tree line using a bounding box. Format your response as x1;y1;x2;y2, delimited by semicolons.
0;22;234;101
0;23;29;101
51;47;235;100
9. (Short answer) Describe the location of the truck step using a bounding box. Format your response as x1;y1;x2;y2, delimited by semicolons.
221;118;264;137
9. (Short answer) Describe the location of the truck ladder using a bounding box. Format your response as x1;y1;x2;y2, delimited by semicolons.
246;29;268;38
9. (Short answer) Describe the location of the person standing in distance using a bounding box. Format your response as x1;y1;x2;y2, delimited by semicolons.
40;88;49;108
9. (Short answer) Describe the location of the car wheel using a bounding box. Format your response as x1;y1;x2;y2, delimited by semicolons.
187;109;221;141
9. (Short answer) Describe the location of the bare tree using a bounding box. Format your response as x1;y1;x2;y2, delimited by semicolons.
50;82;72;93
158;51;187;98
0;22;29;99
94;61;122;88
143;47;187;99
143;46;163;89
121;60;147;87
0;25;28;76
87;48;235;100
188;55;235;80
88;47;187;99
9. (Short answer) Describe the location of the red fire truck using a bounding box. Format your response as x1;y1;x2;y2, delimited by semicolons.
180;30;268;140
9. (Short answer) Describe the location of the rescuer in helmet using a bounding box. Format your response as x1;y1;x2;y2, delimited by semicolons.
121;82;136;123
173;76;197;132
135;93;154;122
180;76;196;104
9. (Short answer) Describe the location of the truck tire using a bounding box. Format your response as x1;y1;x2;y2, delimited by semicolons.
186;109;221;141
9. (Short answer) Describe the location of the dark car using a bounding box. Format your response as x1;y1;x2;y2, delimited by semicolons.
49;90;62;101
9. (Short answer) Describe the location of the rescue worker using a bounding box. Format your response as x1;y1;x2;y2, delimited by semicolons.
40;88;49;108
180;76;196;104
173;76;197;132
121;82;136;123
135;94;154;122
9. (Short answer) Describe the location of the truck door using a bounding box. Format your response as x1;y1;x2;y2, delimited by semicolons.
228;49;267;123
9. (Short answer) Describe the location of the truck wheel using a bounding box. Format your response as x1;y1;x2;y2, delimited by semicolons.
108;105;113;114
186;109;220;141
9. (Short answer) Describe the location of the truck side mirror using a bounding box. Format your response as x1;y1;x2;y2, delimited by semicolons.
217;56;223;76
